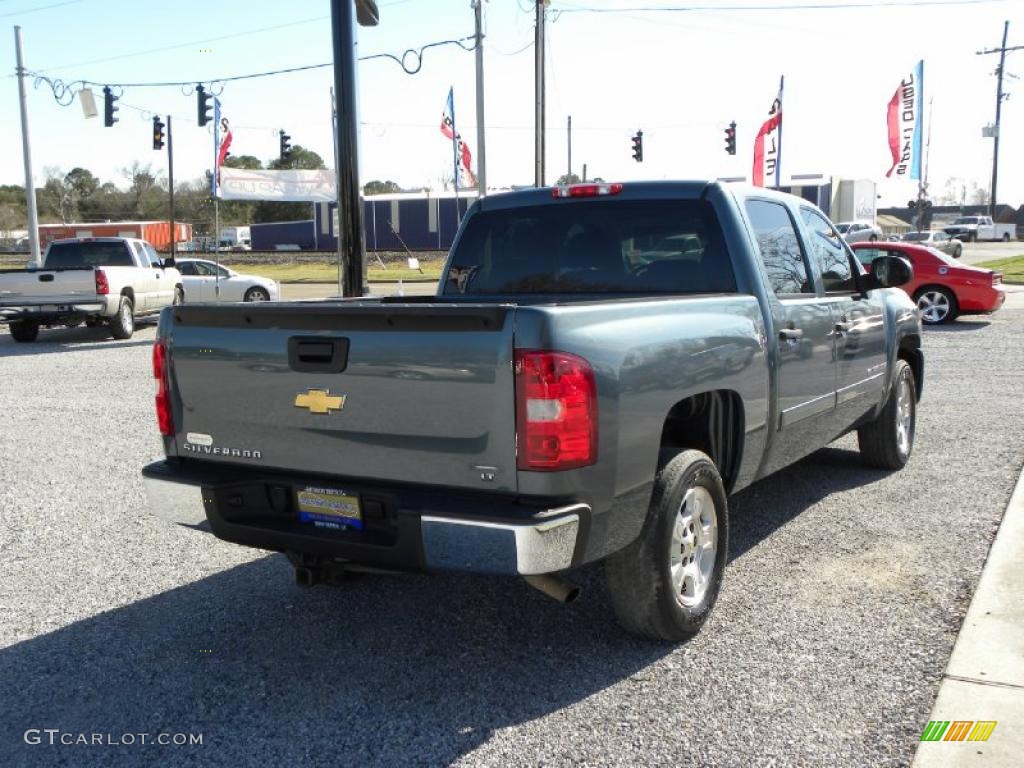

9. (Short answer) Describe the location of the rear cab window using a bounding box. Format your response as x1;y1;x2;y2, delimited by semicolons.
43;241;134;269
442;199;737;296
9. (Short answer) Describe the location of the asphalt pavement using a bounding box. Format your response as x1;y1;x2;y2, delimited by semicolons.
0;301;1022;767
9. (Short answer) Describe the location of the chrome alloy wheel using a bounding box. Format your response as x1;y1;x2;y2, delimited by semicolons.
895;370;915;457
917;290;951;324
121;301;133;333
669;487;718;608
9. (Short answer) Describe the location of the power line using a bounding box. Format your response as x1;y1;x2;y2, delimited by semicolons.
28;35;479;106
552;0;1008;12
0;0;84;19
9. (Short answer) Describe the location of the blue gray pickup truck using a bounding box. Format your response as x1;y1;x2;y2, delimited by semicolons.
143;181;923;641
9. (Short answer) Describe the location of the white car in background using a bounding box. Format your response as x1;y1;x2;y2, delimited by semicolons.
901;230;964;258
175;259;280;302
836;220;883;243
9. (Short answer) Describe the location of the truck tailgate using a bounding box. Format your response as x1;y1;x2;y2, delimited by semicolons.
166;301;519;492
0;269;97;305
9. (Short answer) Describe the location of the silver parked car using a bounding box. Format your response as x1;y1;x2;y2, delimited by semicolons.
901;230;963;258
836;221;883;243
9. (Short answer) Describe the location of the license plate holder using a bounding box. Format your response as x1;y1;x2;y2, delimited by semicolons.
296;485;363;530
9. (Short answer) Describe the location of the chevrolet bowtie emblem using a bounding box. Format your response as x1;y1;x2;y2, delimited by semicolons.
294;389;346;414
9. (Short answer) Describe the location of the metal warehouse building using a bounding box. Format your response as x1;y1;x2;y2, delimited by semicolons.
251;191;477;252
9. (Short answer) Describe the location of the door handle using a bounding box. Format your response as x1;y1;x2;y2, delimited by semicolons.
155;274;161;279
779;328;803;341
834;322;851;335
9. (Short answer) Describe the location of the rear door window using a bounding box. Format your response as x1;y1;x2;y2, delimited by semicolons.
744;200;812;295
442;199;736;295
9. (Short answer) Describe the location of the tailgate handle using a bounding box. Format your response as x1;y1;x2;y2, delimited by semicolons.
39;274;54;282
288;337;349;373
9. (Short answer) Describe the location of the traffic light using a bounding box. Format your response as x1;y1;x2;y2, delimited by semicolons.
279;129;292;161
631;130;643;162
152;116;165;150
724;121;736;155
103;86;118;127
197;85;212;127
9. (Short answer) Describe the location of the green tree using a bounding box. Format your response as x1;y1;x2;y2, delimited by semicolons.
364;180;402;195
555;173;581;185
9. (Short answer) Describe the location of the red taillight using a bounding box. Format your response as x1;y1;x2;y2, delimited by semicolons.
153;340;174;436
551;182;624;199
515;350;597;471
95;268;109;295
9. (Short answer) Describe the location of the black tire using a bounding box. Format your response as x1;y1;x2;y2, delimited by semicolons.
858;359;916;470
969;232;977;243
109;296;135;340
244;286;270;302
173;286;184;305
869;234;878;242
1003;232;1011;242
605;449;729;641
953;245;962;259
914;286;958;325
9;319;39;343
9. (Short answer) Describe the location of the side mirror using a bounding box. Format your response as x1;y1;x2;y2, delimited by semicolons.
864;255;912;290
162;257;176;269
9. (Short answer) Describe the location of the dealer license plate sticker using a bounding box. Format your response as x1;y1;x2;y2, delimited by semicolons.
296;486;363;530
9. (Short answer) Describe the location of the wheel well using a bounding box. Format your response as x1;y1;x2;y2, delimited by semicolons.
659;391;744;492
120;286;134;304
898;335;923;401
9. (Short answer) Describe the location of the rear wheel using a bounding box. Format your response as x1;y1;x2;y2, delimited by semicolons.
869;234;878;242
244;286;270;302
952;244;962;258
9;319;39;343
173;286;184;305
858;359;916;469
914;287;957;325
605;449;728;641
1003;232;1011;242
109;296;135;340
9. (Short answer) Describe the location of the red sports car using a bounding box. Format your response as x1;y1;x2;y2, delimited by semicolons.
851;242;1005;325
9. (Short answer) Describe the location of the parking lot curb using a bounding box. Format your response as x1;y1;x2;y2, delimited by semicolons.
911;462;1024;766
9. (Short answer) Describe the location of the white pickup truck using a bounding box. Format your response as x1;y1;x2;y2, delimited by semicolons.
0;237;183;343
943;216;1015;243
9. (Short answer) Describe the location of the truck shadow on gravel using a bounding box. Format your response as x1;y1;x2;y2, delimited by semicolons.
0;325;155;355
0;447;887;768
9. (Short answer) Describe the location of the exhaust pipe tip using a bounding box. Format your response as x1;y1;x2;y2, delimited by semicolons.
524;574;581;604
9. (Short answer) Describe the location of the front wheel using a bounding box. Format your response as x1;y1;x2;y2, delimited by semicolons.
109;296;135;340
869;234;878;242
858;359;916;469
605;449;729;641
952;245;962;259
173;286;184;305
244;287;270;302
915;287;957;325
9;319;39;343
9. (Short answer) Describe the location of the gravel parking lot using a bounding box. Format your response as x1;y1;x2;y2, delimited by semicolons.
1;303;1022;768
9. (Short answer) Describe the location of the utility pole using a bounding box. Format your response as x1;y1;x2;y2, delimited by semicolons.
14;26;41;267
330;87;343;296
331;0;379;297
567;115;572;181
582;163;587;182
534;0;546;187
167;115;175;260
977;21;1022;218
473;0;487;196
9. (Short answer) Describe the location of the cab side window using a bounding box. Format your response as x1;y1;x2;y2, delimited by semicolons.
801;209;856;293
744;200;813;295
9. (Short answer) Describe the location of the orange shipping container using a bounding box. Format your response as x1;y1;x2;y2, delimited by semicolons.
37;221;192;252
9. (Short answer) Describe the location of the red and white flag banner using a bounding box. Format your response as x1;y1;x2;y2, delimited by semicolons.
752;79;783;188
440;87;477;188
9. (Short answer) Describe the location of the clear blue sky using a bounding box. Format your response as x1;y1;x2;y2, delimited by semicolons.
2;0;1023;208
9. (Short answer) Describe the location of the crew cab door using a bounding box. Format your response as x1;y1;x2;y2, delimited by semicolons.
142;242;173;308
800;208;887;428
745;199;836;474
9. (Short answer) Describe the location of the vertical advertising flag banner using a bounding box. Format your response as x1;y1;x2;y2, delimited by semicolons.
885;60;924;179
440;88;477;188
211;99;222;198
753;79;784;187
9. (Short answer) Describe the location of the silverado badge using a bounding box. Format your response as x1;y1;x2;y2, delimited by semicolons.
294;389;346;414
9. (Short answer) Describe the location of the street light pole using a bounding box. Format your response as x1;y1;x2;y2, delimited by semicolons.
14;26;41;267
534;0;546;187
473;0;487;197
331;0;379;297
